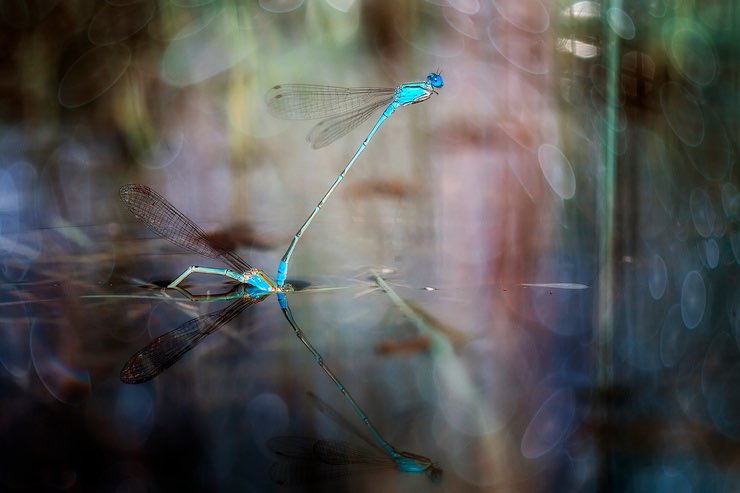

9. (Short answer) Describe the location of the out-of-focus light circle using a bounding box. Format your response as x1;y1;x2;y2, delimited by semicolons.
557;38;599;59
161;10;255;86
30;319;92;405
721;183;740;220
138;131;184;169
58;45;131;108
648;254;667;300
731;232;740;264
681;270;706;329
562;1;599;19
447;0;480;15
0;167;21;255
493;0;549;33
520;388;575;459
704;239;719;269
488;17;549;74
606;8;635;40
665;19;717;87
648;0;666;17
326;0;355;12
689;188;715;238
259;0;304;13
537;144;576;200
149;5;221;41
707;361;740;440
442;6;479;40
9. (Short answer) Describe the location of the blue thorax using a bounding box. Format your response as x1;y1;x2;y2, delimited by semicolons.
394;72;443;107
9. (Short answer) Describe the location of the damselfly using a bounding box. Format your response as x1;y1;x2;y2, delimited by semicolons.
265;72;444;287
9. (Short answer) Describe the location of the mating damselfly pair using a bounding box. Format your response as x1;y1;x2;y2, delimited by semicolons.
117;72;444;479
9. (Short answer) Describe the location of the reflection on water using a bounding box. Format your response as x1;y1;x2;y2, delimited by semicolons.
119;288;269;384
114;179;444;485
268;392;442;487
1;0;739;492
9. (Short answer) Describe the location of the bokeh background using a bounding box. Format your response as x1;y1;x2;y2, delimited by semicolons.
1;0;739;491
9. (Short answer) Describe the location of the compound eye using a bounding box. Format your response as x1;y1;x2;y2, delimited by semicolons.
427;73;444;88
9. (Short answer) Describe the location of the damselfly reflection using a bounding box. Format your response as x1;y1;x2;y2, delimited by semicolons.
268;392;442;486
120;289;443;477
119;184;441;477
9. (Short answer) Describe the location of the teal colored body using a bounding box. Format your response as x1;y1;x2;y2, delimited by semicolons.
119;184;441;478
276;294;439;477
120;70;446;474
168;265;278;293
271;72;444;286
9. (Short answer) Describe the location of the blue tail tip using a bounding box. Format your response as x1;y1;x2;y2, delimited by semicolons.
427;72;444;88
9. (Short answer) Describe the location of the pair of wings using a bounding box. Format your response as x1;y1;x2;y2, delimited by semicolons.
264;84;396;149
267;391;394;485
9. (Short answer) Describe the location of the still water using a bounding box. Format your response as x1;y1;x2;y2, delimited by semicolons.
1;1;739;492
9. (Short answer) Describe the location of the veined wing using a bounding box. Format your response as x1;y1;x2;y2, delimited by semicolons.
268;436;389;466
307;98;390;149
307;392;386;454
265;84;394;120
120;296;261;384
119;184;252;274
313;439;392;467
267;436;393;486
267;436;317;459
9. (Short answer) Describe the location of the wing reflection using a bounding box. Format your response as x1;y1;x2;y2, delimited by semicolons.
267;392;442;486
120;288;269;384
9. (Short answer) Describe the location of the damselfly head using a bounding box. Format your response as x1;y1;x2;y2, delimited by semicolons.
426;463;444;483
427;72;444;88
397;450;441;477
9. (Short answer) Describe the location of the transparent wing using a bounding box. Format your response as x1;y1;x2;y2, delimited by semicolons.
307;99;390;149
267;436;389;466
265;84;394;120
307;392;386;454
267;436;393;486
267;436;319;459
120;297;259;383
313;439;392;467
119;184;252;274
